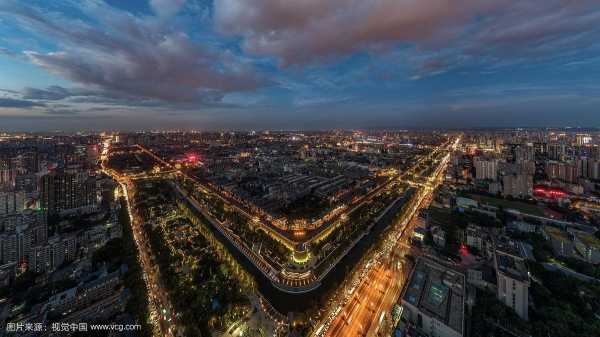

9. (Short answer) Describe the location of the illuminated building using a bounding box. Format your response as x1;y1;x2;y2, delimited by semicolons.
39;169;97;214
474;157;499;181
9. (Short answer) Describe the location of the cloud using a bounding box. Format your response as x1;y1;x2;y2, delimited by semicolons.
22;85;72;100
215;0;600;71
215;0;502;65
0;88;19;94
150;0;186;19
20;85;154;106
0;97;45;108
43;108;78;116
1;1;267;105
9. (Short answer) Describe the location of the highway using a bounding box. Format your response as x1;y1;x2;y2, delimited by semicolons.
316;136;460;337
323;257;404;337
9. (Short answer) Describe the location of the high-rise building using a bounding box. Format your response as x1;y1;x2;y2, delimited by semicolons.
588;160;600;180
548;143;569;161
0;190;25;216
495;240;530;320
545;161;578;183
28;234;78;273
474;157;499;181
0;161;16;189
48;235;77;270
15;173;38;193
576;158;600;180
28;244;51;273
39;169;97;214
0;223;32;267
0;209;46;232
514;144;535;162
576;134;592;146
500;161;535;176
502;174;533;198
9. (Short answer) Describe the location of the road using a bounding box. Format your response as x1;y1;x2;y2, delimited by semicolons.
101;139;177;337
323;256;404;337
317;136;460;337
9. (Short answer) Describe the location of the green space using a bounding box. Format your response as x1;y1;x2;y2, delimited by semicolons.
147;216;250;336
527;263;600;337
314;186;410;274
181;178;292;265
470;290;530;337
228;215;291;265
499;229;600;337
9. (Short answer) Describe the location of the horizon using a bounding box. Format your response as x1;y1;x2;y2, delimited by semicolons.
3;126;600;134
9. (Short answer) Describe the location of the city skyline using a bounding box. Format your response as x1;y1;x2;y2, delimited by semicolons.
1;0;600;131
2;2;600;336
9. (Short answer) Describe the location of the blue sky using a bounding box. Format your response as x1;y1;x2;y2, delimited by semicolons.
1;0;600;131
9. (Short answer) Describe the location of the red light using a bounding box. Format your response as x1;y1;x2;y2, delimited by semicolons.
459;244;469;256
534;185;567;199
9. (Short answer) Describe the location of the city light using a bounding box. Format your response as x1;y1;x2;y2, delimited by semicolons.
2;1;598;332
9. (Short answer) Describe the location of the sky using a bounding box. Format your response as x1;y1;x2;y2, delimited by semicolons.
1;0;600;131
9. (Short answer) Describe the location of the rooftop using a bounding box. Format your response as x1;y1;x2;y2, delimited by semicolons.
402;257;465;334
495;239;529;283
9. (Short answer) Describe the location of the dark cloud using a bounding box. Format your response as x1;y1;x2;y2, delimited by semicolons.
21;85;143;105
215;0;503;65
0;98;45;108
216;0;600;70
22;85;71;100
43;108;78;116
1;1;267;105
469;1;600;58
19;84;227;109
